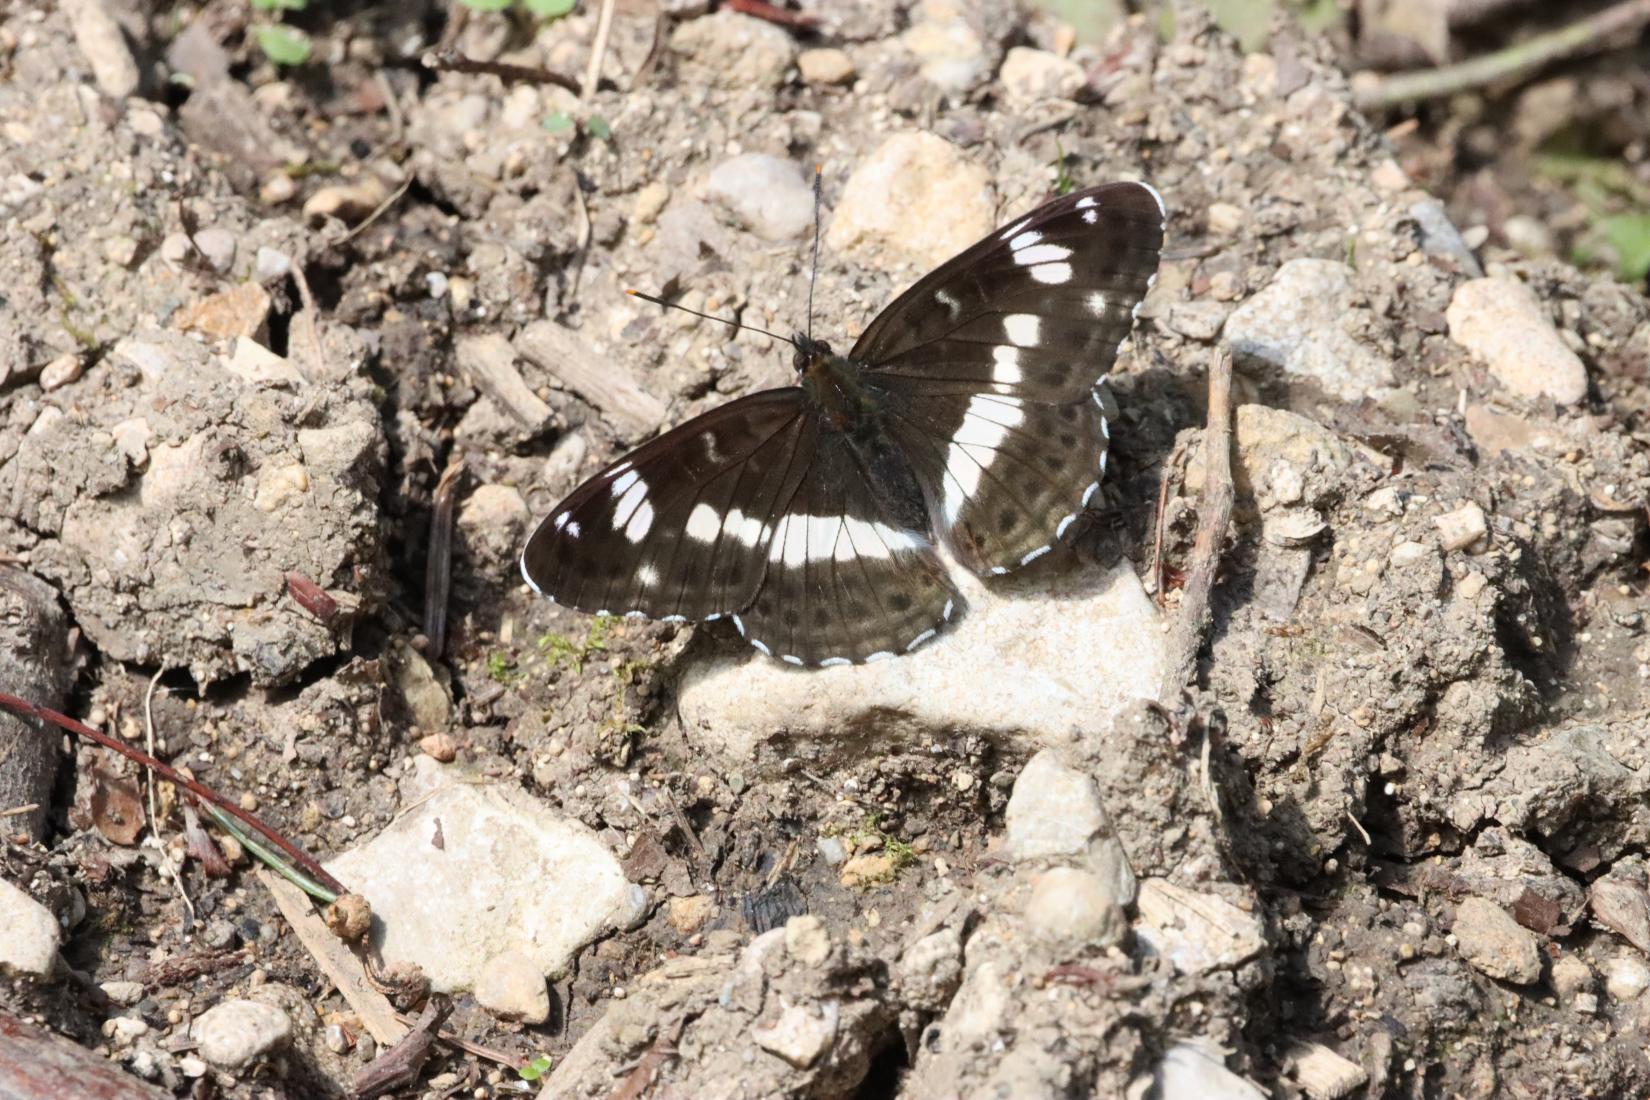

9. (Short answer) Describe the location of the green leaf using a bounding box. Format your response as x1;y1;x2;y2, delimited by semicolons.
518;1055;554;1081
460;0;515;10
251;0;308;9
585;115;612;141
1597;213;1650;283
1205;0;1275;52
542;111;575;135
252;25;312;66
524;0;577;16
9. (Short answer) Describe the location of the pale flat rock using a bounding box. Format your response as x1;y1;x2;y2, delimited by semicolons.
998;47;1084;104
900;0;990;93
1136;1041;1270;1100
0;877;60;977
325;765;631;992
1223;259;1396;400
670;11;797;91
705;154;814;242
1134;879;1267;975
475;950;551;1024
1447;276;1588;405
825;132;995;272
678;561;1164;766
1452;896;1542;985
192;1000;292;1068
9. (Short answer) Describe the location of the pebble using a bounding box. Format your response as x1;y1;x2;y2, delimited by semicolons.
39;353;83;392
418;732;458;762
1409;199;1485;276
1005;751;1110;862
106;1016;149;1044
815;836;847;866
1457;571;1488;600
1589;877;1650;954
192;1000;293;1068
1452;896;1542;984
1446;277;1587;405
457;485;530;565
1434;501;1488;553
254;246;292;283
751;1001;839;1068
1024;866;1126;948
1135;879;1266;975
0;878;60;977
798;47;855;86
824;132;995;271
670;11;797;91
1223;259;1396;401
260;172;297;206
303;178;389;225
839;852;898;888
784;915;831;966
704;154;814;241
100;980;147;1006
62;0;141;98
475;951;551;1024
1550;955;1593;1000
631;181;671;226
667;895;714;935
895;928;963;1012
901;0;990;93
175;282;272;340
998;46;1083;103
1206;201;1245;236
1146;1040;1270;1100
192;227;237;274
1602;956;1650;1001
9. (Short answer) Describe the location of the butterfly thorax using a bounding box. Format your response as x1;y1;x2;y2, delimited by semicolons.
795;336;874;434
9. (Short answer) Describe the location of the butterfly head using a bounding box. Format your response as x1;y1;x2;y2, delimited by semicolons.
791;333;835;374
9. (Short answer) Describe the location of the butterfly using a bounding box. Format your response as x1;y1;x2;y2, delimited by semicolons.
520;181;1166;666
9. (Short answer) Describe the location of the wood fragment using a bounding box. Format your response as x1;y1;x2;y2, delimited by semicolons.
424;458;465;662
349;995;451;1100
515;320;667;441
1286;1041;1368;1100
422;47;580;93
607;1017;685;1100
0;1009;171;1100
454;334;554;430
259;869;408;1048
285;572;340;622
0;568;70;843
1158;348;1234;702
581;0;617;101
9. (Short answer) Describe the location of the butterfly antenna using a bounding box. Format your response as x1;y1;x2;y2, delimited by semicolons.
626;289;796;347
807;164;822;342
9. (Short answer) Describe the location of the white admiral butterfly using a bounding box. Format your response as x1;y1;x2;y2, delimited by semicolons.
521;181;1165;666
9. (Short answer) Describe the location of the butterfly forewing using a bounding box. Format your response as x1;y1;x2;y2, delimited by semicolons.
521;390;813;621
735;434;957;665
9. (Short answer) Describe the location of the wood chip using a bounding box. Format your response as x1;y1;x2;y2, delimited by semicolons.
515;320;666;441
455;333;554;430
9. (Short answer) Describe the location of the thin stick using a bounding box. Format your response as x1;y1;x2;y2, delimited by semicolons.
143;667;165;840
424;458;465;661
331;174;413;248
581;0;617;101
1157;348;1234;702
422;47;581;93
0;691;347;896
1354;0;1650;110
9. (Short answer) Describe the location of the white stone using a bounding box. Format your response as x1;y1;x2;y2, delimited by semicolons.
705;154;814;242
1134;879;1266;975
752;1001;839;1068
1434;501;1488;552
192;1000;292;1068
798;47;855;86
1024;867;1126;947
1140;1040;1269;1100
325;765;631;993
998;47;1084;104
679;563;1164;769
1550;955;1593;1000
254;246;292;283
1447;277;1587;405
1452;896;1541;984
825;132;995;272
900;0;989;93
1602;956;1650;1002
192;227;237;274
1006;751;1109;861
670;12;796;91
0;877;60;977
1224;259;1396;401
475;951;550;1023
784;915;831;967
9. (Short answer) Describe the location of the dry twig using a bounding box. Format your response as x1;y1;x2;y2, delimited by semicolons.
424;458;466;660
350;996;453;1100
582;0;618;101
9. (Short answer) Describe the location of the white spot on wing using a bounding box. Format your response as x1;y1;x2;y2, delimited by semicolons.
782;654;803;666
906;628;936;652
1015;243;1072;265
1075;196;1096;209
552;512;568;530
992;346;1022;386
1056;515;1076;538
624;500;654;542
1000;217;1032;241
1030;262;1072;285
941;396;1026;525
1009;230;1042;250
566;520;582;538
750;638;772;657
1020;545;1050;566
612;477;649;529
1082;209;1098;224
1087;291;1109;316
820;657;851;668
866;650;895;663
1003;314;1041;346
942;598;955;621
610;469;639;497
1138;180;1168;224
638;562;659;587
934;289;963;318
686;502;721;543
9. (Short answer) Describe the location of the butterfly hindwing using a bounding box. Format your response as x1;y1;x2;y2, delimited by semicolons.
520;390;814;621
736;432;957;665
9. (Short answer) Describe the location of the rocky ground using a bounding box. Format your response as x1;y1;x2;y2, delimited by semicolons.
2;1;1649;1098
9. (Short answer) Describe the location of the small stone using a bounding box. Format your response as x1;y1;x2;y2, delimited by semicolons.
1025;866;1126;947
475;951;550;1024
1206;202;1245;236
1589;877;1650;954
192;227;237;274
998;46;1083;103
192;1000;293;1068
667;895;714;935
102;234;139;267
0;878;60;977
901;0;989;93
1572;991;1598;1014
1550;954;1593;1000
1434;501;1488;552
1457;571;1488;600
457;485;530;566
816;836;846;866
39;353;83;392
1005;751;1110;862
107;1016;149;1044
159;232;193;267
419;733;458;762
777;914;829;967
1453;896;1542;985
1602;956;1650;1001
303;178;390;225
62;0;141;98
1371;158;1410;193
1364;486;1404;517
670;11;797;91
224;338;305;387
1388;540;1430;568
705;154;814;242
798;47;854;86
895;928;963;1013
632;181;670;226
1409;199;1484;276
175;282;272;341
1224;259;1396;401
1447;277;1587;405
254;463;310;513
100;980;147;1006
825;132;995;272
254;246;292;283
840;853;898;888
178;1056;208;1078
751;1001;838;1068
260;173;298;206
1135;880;1266;975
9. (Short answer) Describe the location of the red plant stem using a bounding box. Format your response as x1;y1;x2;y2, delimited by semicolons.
0;691;344;896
